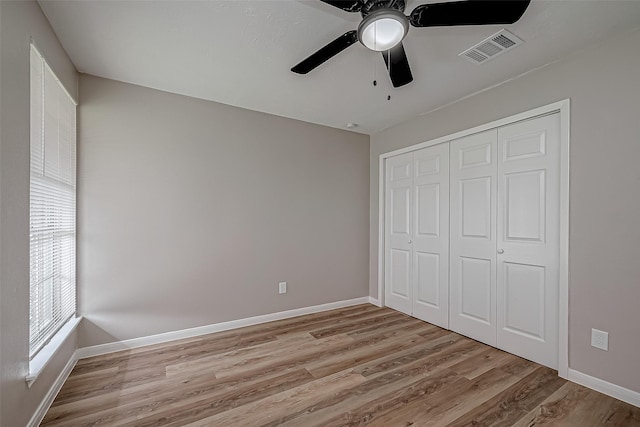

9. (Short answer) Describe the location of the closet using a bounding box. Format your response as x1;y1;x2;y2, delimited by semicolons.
384;112;561;369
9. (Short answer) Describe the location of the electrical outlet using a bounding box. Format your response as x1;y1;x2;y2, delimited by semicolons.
279;282;287;294
591;328;609;351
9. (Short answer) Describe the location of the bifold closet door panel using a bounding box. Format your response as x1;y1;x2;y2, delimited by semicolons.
385;152;413;315
412;144;450;328
496;113;560;369
450;129;498;346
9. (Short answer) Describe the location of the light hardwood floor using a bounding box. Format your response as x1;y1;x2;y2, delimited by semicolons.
42;304;640;426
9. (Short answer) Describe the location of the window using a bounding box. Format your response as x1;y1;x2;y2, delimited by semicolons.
29;45;77;358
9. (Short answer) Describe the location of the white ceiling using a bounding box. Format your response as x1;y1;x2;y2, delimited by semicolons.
39;0;640;134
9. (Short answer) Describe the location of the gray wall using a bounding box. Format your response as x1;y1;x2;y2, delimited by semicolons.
77;75;370;347
0;1;79;426
370;28;640;393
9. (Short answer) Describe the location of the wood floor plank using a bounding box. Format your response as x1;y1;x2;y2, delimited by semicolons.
447;365;567;426
277;368;465;427
448;347;522;380
317;368;465;426
114;369;316;427
352;333;469;377
276;337;489;426
46;369;313;427
71;331;278;377
344;314;427;337
514;382;640;427
309;310;414;338
282;308;410;338
498;354;540;379
201;324;421;382
52;365;168;406
164;332;318;378
305;330;431;378
276;340;490;426
396;355;536;427
42;305;640;427
181;369;366;427
369;366;521;426
600;398;640;426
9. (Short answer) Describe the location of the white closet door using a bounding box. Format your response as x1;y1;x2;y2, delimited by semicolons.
450;130;498;346
385;152;413;314
496;114;560;368
412;144;449;328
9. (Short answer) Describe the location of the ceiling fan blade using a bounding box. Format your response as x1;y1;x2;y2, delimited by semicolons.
382;43;413;88
319;0;363;13
410;0;531;27
291;30;358;74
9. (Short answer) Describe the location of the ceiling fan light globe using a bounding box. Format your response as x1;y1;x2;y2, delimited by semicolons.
358;9;409;52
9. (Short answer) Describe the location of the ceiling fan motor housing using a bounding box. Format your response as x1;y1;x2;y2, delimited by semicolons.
360;0;406;17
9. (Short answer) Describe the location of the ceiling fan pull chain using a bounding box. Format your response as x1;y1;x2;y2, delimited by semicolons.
386;49;392;100
373;40;378;87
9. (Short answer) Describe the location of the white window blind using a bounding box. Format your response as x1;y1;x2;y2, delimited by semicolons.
29;45;77;358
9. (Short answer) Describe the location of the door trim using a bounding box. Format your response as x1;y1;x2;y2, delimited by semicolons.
378;99;570;378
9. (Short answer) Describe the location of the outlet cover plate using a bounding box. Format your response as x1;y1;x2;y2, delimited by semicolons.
591;328;609;351
279;282;287;294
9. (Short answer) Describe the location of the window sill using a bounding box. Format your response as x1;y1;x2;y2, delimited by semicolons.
27;316;82;387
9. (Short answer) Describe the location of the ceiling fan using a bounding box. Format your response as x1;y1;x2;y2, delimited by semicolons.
291;0;532;88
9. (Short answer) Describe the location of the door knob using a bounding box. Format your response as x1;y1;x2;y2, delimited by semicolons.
497;249;504;254
408;240;412;244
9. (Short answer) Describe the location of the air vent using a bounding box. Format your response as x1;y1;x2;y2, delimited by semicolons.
459;29;523;64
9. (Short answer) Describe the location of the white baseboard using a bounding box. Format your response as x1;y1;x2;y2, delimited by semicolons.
368;297;382;307
568;368;640;408
77;296;372;359
27;350;78;427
